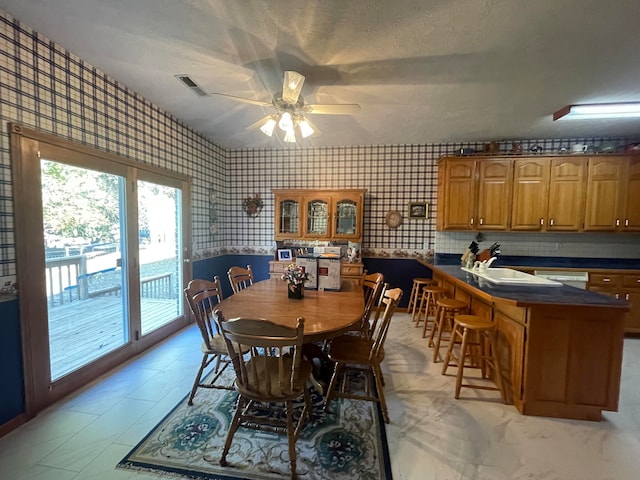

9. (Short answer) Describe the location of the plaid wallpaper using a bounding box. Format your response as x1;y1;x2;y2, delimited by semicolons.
1;9;639;287
0;11;226;283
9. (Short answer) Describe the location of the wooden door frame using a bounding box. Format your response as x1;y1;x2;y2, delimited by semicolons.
9;123;192;417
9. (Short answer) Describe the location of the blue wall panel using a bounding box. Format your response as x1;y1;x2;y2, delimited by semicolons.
0;299;24;425
362;258;432;308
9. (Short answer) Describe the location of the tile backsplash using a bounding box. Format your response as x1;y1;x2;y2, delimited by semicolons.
436;231;640;259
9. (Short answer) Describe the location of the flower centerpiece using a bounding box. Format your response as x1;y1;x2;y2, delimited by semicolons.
281;263;309;299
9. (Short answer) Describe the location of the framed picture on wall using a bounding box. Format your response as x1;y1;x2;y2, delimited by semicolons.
408;201;428;220
277;249;293;261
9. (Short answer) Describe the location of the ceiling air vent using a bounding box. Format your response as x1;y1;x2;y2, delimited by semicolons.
175;74;208;97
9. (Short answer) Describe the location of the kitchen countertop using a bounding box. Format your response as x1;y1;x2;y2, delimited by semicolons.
433;253;640;270
419;261;630;309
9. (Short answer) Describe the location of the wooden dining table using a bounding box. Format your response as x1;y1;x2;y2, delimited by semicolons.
215;278;365;343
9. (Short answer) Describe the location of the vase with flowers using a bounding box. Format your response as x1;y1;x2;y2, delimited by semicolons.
281;263;309;299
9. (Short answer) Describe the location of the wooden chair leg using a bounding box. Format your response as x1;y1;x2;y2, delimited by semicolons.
324;362;343;413
286;399;298;479
188;353;209;405
372;364;389;424
219;395;245;467
455;328;471;399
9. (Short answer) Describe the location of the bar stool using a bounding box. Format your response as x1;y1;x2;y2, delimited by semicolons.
407;277;436;318
430;298;468;363
441;314;506;402
414;285;448;336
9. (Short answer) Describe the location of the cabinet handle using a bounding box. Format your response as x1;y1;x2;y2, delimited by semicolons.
603;278;611;282
616;219;620;226
625;219;629;226
615;293;619;299
540;218;544;226
626;293;630;301
479;218;484;225
470;218;474;225
549;218;554;226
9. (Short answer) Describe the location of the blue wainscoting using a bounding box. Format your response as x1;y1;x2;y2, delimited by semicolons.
362;257;432;308
193;255;274;298
0;298;24;426
194;255;431;309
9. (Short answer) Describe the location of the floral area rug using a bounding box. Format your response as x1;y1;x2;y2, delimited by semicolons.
117;367;392;480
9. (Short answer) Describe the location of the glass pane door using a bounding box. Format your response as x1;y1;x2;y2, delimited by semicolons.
42;160;128;381
138;180;183;335
306;199;329;236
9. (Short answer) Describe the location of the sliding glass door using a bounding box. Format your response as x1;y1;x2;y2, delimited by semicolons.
137;178;184;336
11;125;191;413
41;160;129;381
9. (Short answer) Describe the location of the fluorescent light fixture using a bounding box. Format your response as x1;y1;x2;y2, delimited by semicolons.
554;102;640;121
259;116;277;136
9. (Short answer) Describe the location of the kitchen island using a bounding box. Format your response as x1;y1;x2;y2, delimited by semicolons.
418;260;630;421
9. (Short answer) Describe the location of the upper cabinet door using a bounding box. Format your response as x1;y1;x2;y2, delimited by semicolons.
333;192;364;239
442;159;476;230
511;158;550;231
584;157;627;231
622;157;640;231
304;196;332;238
547;157;587;231
274;196;302;240
476;159;513;230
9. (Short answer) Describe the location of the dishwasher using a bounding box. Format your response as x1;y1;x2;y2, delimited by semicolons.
533;270;589;289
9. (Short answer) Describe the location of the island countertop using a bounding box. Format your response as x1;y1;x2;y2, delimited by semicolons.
418;260;630;310
417;259;628;421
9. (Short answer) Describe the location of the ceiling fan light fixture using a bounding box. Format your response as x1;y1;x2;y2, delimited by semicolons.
553;102;640;120
283;127;297;143
298;117;315;138
278;111;294;131
259;116;277;137
282;71;305;104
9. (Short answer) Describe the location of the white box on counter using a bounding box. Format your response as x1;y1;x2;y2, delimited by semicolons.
318;257;341;291
295;255;318;289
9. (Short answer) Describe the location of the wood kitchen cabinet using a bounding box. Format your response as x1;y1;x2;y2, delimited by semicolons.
439;158;512;231
268;259;364;287
584;157;627;231
273;189;366;241
587;270;640;334
511;156;586;231
438;153;639;233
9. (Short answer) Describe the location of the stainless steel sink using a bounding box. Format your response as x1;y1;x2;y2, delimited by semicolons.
461;267;563;286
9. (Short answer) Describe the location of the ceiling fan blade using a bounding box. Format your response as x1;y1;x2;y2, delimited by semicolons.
282;71;305;104
304;103;361;115
245;115;275;130
211;93;272;108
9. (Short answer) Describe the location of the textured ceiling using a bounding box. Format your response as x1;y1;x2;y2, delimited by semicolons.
1;0;640;149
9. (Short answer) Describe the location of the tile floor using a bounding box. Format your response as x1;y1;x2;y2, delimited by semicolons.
1;313;639;480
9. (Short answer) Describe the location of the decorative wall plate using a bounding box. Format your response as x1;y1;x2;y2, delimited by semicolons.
385;210;403;228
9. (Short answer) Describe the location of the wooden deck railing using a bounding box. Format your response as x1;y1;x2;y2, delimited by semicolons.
46;256;175;307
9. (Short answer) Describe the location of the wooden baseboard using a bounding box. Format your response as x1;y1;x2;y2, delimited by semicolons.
0;412;29;438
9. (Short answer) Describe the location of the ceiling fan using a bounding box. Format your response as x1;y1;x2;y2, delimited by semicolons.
212;71;361;143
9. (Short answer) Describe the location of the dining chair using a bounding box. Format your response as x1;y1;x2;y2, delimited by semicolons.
323;287;403;424
183;277;233;405
227;264;254;294
358;272;386;338
214;310;313;480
